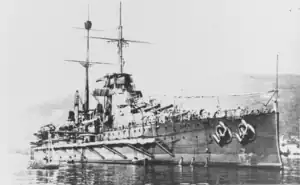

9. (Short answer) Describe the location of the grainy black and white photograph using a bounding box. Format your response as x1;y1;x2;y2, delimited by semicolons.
2;0;300;184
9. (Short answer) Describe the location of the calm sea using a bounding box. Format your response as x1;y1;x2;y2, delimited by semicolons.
8;154;300;185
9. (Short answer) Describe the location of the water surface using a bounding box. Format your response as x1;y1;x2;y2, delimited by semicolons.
11;157;300;185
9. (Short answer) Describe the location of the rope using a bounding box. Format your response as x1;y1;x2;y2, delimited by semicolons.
148;90;275;99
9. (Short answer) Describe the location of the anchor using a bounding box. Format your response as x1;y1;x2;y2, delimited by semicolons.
212;121;233;147
235;119;256;146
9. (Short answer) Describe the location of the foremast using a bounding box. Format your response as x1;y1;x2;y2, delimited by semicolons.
65;5;112;117
84;6;91;115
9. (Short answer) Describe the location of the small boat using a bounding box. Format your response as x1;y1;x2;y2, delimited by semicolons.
43;163;60;169
280;135;300;159
28;132;60;169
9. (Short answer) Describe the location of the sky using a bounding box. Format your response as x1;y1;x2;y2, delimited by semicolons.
1;0;300;149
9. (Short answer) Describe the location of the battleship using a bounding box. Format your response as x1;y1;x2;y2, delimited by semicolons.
30;2;283;169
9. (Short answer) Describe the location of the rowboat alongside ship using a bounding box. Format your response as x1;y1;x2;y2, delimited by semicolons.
280;135;300;159
28;132;60;170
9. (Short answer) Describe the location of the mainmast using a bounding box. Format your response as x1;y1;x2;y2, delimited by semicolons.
65;4;113;116
85;5;92;114
119;2;123;73
90;1;150;74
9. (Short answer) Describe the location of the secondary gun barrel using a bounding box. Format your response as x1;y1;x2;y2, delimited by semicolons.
154;104;174;114
144;104;161;112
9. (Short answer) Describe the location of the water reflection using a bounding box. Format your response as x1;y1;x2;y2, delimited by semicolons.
24;169;58;185
13;160;300;185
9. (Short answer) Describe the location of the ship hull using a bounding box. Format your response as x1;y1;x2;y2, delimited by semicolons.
32;112;282;169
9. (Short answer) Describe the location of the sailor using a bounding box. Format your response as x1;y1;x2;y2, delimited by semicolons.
199;109;204;119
